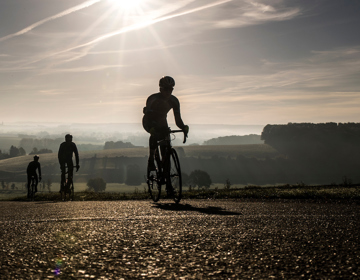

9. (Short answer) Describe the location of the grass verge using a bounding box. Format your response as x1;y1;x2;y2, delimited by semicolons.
8;184;360;201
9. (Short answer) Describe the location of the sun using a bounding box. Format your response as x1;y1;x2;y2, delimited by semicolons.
107;0;146;10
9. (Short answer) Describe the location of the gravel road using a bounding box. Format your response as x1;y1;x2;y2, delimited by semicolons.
0;199;359;279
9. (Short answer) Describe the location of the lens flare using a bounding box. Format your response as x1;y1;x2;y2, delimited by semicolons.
54;255;63;276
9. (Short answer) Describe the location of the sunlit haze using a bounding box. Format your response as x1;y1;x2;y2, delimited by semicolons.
0;0;359;126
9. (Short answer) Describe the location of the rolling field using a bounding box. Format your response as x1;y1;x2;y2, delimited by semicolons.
0;183;150;200
0;144;282;201
0;144;279;173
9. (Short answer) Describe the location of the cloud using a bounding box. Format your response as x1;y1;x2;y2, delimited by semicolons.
23;0;232;67
179;46;360;117
43;64;125;73
182;0;301;29
1;0;302;72
0;0;102;43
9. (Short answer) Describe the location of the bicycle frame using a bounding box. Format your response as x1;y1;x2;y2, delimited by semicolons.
29;176;36;201
147;128;186;203
155;129;184;174
60;165;75;201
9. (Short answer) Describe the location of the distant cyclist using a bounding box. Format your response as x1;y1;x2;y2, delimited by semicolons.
58;134;80;191
142;76;189;170
26;155;42;197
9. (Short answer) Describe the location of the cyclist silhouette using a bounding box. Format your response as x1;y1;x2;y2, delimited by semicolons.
58;134;80;192
26;155;42;197
142;76;189;170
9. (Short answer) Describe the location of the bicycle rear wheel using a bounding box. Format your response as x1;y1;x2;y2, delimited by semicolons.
60;183;66;201
147;152;161;202
169;148;182;204
60;180;71;201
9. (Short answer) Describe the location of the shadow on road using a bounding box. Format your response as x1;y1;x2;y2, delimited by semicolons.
152;203;241;216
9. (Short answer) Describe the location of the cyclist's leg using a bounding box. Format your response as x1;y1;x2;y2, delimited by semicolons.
67;161;74;181
148;132;161;171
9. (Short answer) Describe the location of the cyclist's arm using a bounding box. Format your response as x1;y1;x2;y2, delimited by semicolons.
73;144;80;166
58;144;63;164
38;162;42;178
172;97;186;130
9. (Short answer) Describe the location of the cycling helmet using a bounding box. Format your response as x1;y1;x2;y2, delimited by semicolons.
159;76;175;88
33;155;39;160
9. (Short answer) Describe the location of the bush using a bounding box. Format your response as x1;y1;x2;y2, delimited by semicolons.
189;170;212;190
125;164;142;186
87;177;107;192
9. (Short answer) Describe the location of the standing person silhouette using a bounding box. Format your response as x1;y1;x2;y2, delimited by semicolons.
26;155;42;198
142;76;189;170
58;134;80;192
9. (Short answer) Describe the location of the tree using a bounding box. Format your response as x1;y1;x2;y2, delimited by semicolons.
189;170;212;190
19;147;26;156
224;179;231;190
181;172;190;186
46;178;52;192
9;146;20;157
125;164;142;186
104;141;135;149
87;177;107;192
30;148;52;155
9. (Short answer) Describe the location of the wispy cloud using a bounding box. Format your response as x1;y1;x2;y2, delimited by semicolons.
25;0;233;66
193;0;301;29
0;0;102;43
44;64;125;73
181;46;360;108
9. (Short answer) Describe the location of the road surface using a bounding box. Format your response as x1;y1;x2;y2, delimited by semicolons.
0;199;359;279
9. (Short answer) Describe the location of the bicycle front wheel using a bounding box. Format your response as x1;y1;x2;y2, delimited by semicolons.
70;181;74;201
30;183;36;201
147;154;161;202
169;148;182;204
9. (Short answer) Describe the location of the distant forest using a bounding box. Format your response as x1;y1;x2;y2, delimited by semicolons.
261;122;360;161
203;134;263;145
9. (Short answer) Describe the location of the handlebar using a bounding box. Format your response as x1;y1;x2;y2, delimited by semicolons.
169;129;188;144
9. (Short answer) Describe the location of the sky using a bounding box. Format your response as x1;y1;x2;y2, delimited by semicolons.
0;0;360;126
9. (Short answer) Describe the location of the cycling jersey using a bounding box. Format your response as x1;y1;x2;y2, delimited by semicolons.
143;92;185;131
58;141;79;166
27;161;41;176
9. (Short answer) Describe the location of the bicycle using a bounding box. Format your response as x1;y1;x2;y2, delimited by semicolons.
60;165;75;201
146;128;187;204
28;176;36;201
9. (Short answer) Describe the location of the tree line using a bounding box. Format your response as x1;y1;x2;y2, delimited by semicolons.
261;122;360;161
203;134;264;145
0;146;26;160
0;145;53;160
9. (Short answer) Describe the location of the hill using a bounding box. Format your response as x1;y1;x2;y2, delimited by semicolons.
203;135;264;145
0;144;278;174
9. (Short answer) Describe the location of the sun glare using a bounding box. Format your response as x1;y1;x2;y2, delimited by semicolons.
107;0;145;10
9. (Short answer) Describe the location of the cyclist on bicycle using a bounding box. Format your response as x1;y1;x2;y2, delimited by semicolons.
142;76;189;170
58;134;80;192
26;155;42;197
